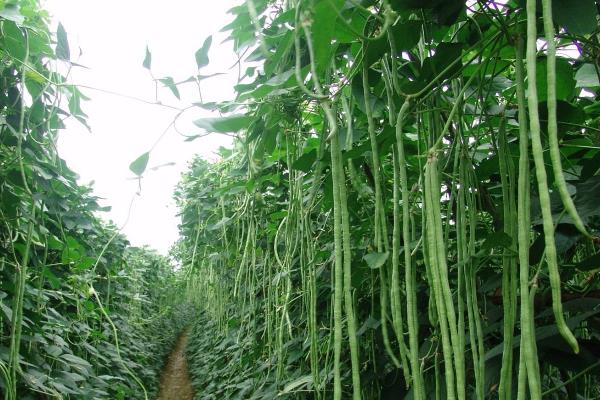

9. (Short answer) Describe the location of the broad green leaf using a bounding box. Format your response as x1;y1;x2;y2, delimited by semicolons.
208;217;232;231
0;302;12;323
50;381;78;395
215;181;246;196
575;253;600;271
399;42;463;95
575;64;599;88
254;125;278;157
334;8;369;43
193;115;251;133
61;236;84;265
390;0;464;25
68;87;88;120
421;42;464;82
553;0;598;36
582;151;600;180
56;22;70;60
25;69;46;84
238;68;300;101
363;36;390;68
536;57;575;102
47;235;63;250
311;0;344;75
60;353;92;369
61;371;85;384
280;375;313;394
352;72;387;118
195;35;212;69
143;45;151;69
357;316;381;336
0;5;24;25
129;152;150;176
264;31;294;76
481;231;513;251
291;150;317;173
75;256;96;271
363;252;389;269
539;100;586;137
391;20;423;52
570;175;600;224
1;20;26;61
42;266;61;289
46;345;62;357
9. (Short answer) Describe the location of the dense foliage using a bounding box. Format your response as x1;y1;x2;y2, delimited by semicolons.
0;2;187;399
175;0;600;399
4;0;600;398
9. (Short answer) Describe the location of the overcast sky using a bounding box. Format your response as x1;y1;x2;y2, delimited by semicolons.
44;1;240;254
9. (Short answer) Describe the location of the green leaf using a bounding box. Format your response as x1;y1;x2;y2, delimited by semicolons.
195;36;212;69
363;36;390;68
264;31;295;76
0;5;25;25
391;20;423;53
75;256;96;271
357;316;381;336
334;8;369;43
311;0;344;75
238;68;299;101
280;375;313;394
159;77;180;99
352;72;387;117
390;0;465;25
50;381;78;395
1;20;26;61
553;0;598;36
0;302;13;323
575;253;600;271
291;150;317;173
575;64;599;88
481;231;513;251
536;57;575;102
129;152;150;176
46;345;62;357
208;217;232;231
67;88;89;131
56;22;70;60
363;252;389;269
193;115;251;133
60;353;92;369
61;236;84;265
421;42;463;82
573;175;600;223
400;42;463;95
42;267;61;289
143;45;152;70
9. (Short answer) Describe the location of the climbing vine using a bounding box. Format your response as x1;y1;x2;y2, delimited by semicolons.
176;0;600;399
2;0;600;399
0;2;188;398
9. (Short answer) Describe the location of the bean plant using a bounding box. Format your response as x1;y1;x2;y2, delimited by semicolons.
176;1;600;399
0;2;189;398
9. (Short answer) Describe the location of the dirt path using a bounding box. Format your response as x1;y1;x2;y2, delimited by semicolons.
156;329;194;400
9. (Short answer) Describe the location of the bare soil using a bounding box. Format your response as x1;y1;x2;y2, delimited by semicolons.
156;330;194;400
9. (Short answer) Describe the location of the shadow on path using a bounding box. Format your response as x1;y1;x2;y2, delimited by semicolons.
157;329;194;400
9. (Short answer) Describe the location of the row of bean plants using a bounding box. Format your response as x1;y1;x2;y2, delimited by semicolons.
176;0;600;399
0;2;188;398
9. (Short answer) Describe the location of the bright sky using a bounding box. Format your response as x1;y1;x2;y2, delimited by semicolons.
44;1;240;254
